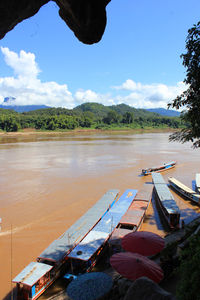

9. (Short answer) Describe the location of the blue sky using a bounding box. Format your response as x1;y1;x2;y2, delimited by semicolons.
0;0;200;109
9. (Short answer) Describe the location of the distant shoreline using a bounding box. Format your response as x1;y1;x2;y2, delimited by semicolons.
0;127;177;137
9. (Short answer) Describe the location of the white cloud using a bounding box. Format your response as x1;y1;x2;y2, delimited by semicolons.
74;89;115;106
0;48;187;110
112;79;187;109
1;47;40;79
0;47;74;108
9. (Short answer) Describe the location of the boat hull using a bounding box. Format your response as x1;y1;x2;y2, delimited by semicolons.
168;177;200;205
152;173;180;229
142;161;176;176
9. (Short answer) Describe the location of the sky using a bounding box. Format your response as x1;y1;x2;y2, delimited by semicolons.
0;0;200;109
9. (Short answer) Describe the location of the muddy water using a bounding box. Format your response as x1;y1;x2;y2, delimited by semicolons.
0;131;200;299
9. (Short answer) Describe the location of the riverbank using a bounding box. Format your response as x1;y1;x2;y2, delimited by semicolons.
0;127;177;137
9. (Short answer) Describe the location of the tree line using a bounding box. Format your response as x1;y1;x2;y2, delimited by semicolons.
0;106;185;132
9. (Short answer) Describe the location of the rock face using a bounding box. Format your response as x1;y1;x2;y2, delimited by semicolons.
0;0;110;44
124;277;176;300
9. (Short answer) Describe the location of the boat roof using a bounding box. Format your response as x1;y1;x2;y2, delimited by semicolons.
196;174;200;189
152;172;166;184
169;177;200;197
153;174;180;213
12;262;53;287
68;189;137;261
38;189;119;262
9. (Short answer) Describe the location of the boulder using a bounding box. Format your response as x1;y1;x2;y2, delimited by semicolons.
124;277;176;300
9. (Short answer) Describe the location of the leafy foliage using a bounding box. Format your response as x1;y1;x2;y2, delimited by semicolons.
168;21;200;148
176;235;200;300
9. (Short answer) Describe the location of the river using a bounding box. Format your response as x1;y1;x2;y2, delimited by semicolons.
0;131;199;299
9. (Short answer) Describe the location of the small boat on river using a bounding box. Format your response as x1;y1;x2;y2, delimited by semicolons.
168;177;200;205
196;173;200;193
141;161;176;176
152;173;180;229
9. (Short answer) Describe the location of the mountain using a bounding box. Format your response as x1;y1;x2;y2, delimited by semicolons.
146;108;180;117
73;103;160;118
0;101;181;117
0;104;50;112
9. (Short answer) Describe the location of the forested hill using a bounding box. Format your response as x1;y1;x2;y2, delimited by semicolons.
73;103;160;118
0;102;185;132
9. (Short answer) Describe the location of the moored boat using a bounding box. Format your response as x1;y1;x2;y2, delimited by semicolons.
67;189;137;273
168;176;200;204
108;184;153;250
152;172;180;229
142;161;176;176
12;189;119;300
196;173;200;193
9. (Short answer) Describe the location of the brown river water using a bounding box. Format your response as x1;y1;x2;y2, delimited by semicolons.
0;131;200;299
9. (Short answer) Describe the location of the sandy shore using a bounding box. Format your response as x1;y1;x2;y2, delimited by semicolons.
0;127;177;137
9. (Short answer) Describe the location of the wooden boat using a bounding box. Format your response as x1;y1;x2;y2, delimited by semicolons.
141;161;176;176
12;189;119;300
168;176;200;205
108;184;153;250
67;189;137;274
152;173;180;229
196;173;200;193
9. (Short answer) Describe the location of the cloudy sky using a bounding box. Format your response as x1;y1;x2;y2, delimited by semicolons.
0;0;200;109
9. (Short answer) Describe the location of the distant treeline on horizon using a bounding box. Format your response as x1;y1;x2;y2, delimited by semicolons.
0;102;185;132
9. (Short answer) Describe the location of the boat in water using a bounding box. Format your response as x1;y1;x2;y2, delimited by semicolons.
152;173;180;229
196;173;200;193
141;161;176;176
67;189;137;274
168;177;200;205
109;184;153;250
12;189;119;300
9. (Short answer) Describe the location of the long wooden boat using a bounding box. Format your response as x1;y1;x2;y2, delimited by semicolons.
67;189;137;274
141;161;176;176
152;173;180;229
168;176;200;205
12;189;119;300
108;184;153;250
196;173;200;193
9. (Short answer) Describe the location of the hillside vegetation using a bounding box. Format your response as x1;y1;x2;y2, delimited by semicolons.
0;103;185;132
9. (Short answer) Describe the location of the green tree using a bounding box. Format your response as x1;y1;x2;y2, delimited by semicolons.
103;110;121;125
122;112;134;124
168;21;200;148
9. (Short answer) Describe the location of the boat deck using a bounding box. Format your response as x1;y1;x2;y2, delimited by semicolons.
37;189;119;263
109;184;153;245
68;189;137;261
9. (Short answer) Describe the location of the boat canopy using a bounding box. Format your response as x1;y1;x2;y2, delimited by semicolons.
38;189;119;262
12;262;53;287
152;173;180;214
196;174;200;192
68;189;137;261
